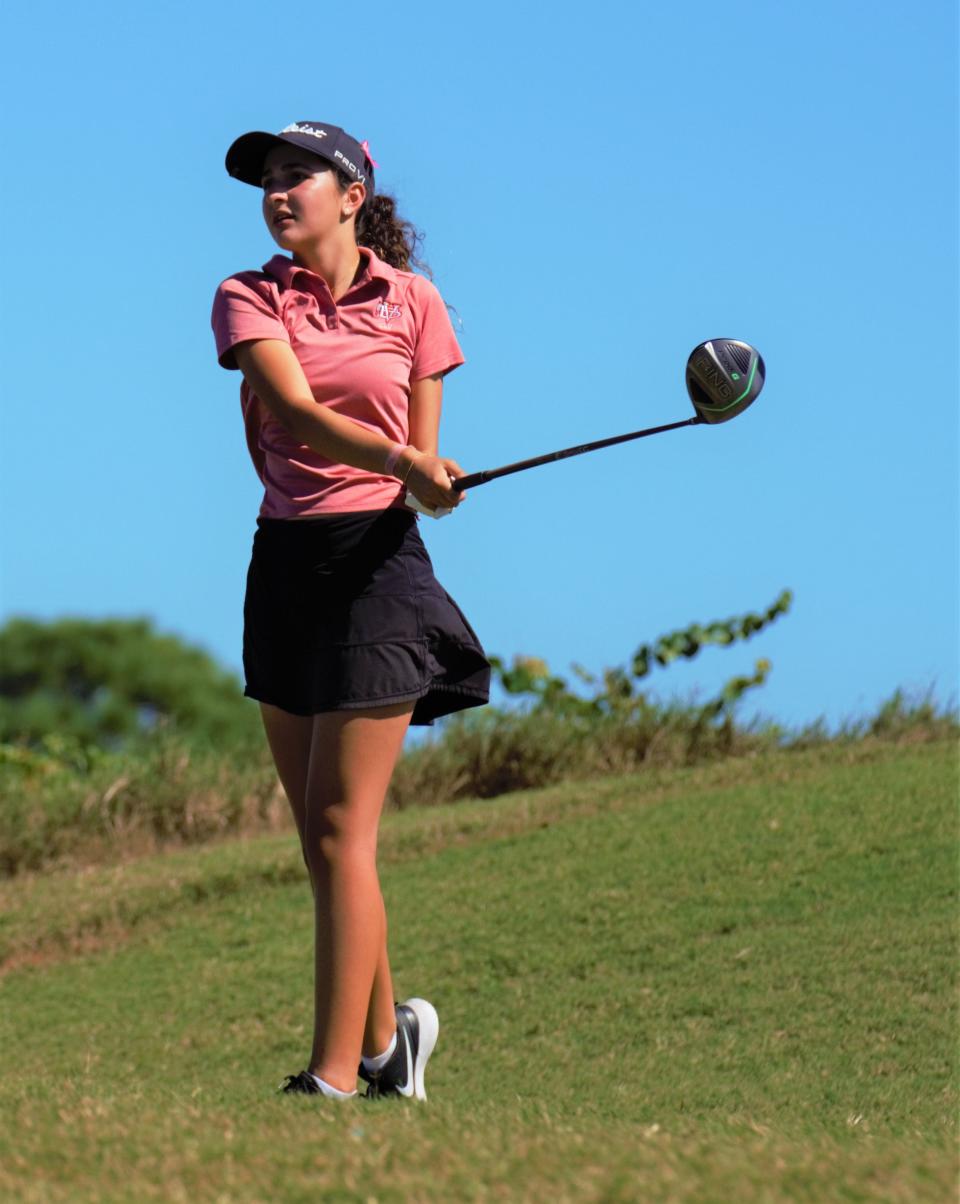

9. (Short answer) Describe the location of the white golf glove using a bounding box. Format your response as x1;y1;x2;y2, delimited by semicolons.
404;493;453;520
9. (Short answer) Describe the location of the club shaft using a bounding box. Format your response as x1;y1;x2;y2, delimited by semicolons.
452;414;704;492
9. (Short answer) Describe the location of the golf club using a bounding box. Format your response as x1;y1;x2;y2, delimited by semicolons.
450;339;765;493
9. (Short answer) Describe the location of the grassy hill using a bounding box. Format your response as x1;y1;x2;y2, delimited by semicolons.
0;737;956;1202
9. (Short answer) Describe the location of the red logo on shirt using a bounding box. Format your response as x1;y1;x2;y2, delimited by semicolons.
376;300;403;324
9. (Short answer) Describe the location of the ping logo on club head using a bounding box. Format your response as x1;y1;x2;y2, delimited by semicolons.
693;355;732;400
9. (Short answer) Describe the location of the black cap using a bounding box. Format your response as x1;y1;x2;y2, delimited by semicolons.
225;121;376;199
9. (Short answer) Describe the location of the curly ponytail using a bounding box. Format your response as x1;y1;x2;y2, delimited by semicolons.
334;168;431;277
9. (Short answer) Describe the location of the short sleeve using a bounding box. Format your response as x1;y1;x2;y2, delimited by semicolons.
409;276;465;382
211;273;290;370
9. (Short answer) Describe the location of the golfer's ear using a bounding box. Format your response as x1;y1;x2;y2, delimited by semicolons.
343;181;367;218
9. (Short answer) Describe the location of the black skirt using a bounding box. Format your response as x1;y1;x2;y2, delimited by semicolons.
242;507;490;726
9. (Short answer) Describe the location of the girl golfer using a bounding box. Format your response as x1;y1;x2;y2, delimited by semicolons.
211;121;490;1101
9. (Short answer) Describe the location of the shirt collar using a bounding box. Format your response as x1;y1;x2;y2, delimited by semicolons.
262;246;398;291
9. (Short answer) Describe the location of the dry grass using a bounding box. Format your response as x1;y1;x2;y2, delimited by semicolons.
1;685;955;877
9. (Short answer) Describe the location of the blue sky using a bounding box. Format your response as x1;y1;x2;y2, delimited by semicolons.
1;0;956;737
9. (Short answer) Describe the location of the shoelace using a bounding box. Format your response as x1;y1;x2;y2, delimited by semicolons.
360;1022;407;1097
364;1075;401;1100
280;1070;322;1095
362;1053;406;1099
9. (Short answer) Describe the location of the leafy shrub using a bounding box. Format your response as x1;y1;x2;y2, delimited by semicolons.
2;591;956;876
0;616;260;749
0;728;283;876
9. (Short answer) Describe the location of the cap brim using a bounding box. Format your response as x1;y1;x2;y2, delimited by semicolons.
225;131;289;187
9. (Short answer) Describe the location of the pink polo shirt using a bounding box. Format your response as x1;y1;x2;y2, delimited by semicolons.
211;246;465;517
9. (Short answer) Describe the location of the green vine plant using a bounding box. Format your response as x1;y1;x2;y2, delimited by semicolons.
488;588;793;729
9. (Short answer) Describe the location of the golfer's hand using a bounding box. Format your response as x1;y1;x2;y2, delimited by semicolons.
403;452;467;509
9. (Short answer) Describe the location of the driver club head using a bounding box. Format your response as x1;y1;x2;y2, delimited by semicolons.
685;339;765;424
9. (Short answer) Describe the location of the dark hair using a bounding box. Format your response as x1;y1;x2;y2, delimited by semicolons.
334;169;430;278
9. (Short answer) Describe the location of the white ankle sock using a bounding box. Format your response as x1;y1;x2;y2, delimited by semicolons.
307;1071;357;1099
361;1030;398;1072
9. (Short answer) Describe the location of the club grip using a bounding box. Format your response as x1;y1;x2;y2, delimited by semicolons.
451;471;485;492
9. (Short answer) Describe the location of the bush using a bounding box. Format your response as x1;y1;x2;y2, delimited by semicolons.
0;728;284;876
0;616;260;749
2;587;956;877
0;684;955;878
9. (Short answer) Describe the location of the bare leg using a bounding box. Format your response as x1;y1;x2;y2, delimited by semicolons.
258;702;400;1060
363;889;396;1057
303;701;414;1091
259;702;313;874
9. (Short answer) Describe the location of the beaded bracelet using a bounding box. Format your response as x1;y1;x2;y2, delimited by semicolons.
398;449;425;486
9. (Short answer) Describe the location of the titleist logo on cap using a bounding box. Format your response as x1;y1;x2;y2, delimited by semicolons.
280;122;329;141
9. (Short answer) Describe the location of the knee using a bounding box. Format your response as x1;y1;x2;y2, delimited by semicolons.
304;806;376;876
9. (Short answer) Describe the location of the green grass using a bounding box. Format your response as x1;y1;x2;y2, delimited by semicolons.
0;738;956;1202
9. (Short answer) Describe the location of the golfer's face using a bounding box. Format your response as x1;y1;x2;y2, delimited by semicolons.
260;146;342;249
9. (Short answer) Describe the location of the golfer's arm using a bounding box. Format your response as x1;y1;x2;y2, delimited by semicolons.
234;339;403;474
408;374;443;456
